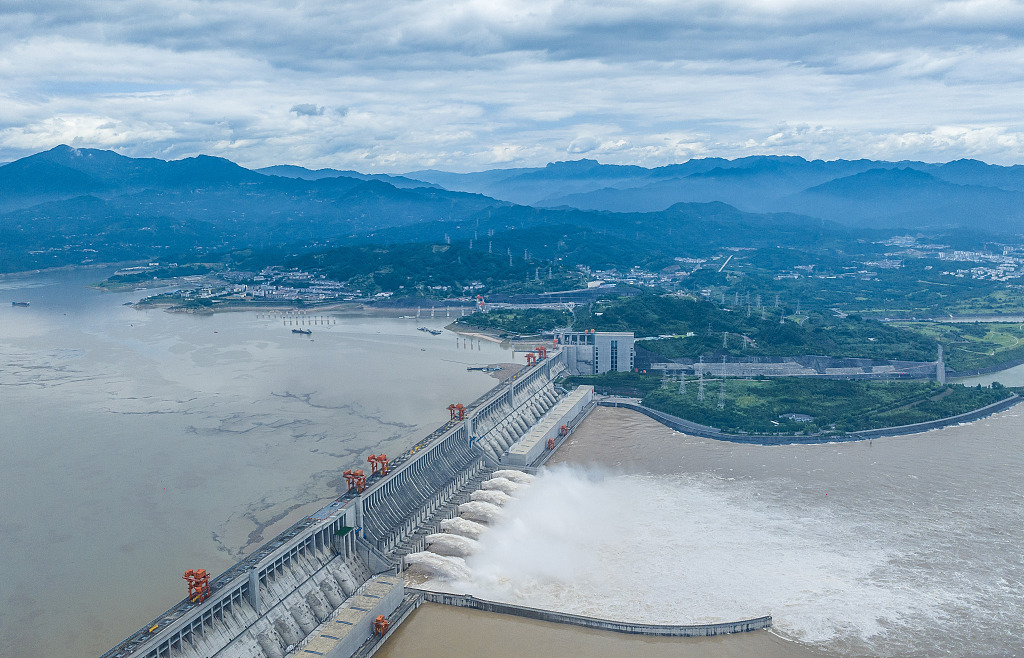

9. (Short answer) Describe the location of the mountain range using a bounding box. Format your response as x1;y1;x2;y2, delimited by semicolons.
2;145;1022;273
407;156;1024;232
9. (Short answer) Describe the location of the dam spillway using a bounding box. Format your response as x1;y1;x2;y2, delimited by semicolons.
102;350;580;658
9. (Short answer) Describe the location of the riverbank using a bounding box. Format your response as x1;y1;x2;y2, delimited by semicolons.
598;392;1022;444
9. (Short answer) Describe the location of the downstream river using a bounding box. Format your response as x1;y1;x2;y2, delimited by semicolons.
0;270;511;658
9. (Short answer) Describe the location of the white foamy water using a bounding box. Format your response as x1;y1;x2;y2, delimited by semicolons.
492;469;535;484
471;489;512;505
425;533;479;557
423;445;1024;656
405;552;471;581
458;500;504;523
438;517;488;539
481;477;521;495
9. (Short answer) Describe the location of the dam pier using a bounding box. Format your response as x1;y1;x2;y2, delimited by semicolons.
103;347;593;658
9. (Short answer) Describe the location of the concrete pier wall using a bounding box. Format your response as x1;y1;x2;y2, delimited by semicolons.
409;589;772;637
505;386;593;466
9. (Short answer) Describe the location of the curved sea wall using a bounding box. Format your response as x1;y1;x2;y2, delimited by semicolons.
598;393;1022;445
408;589;771;637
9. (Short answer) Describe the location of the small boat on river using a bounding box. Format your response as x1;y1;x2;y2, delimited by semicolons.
291;328;312;335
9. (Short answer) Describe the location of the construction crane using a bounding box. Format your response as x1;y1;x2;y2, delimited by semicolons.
447;403;466;421
183;569;210;603
368;454;390;476
475;295;486;312
343;469;367;493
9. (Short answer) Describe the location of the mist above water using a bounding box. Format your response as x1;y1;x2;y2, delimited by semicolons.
421;458;1023;656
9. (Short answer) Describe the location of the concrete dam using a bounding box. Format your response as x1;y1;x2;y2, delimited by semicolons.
102;351;580;658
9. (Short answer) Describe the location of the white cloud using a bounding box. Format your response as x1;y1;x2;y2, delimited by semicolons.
0;1;1022;168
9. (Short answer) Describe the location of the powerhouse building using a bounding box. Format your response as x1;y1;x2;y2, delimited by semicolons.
553;330;635;375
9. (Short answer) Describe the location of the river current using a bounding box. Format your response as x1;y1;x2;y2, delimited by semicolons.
0;270;510;658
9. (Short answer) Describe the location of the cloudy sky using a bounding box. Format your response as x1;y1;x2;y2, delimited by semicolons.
2;0;1024;171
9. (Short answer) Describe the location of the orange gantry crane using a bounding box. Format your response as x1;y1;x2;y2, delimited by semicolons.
447;403;466;421
343;469;367;493
374;615;390;636
368;453;390;476
183;569;210;603
525;352;536;366
535;345;548;359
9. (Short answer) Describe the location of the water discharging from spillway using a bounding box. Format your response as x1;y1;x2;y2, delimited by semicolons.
405;471;532;581
416;457;1024;657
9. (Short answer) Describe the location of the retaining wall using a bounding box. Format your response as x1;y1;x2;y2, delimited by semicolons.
408;589;770;637
599;393;1022;445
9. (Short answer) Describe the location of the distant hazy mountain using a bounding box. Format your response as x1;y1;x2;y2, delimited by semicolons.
256;164;438;189
419;155;1024;233
778;167;1024;230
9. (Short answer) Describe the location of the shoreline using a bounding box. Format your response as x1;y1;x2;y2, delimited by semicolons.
598;392;1023;445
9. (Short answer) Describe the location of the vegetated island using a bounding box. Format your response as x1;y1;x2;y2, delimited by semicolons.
564;372;1017;438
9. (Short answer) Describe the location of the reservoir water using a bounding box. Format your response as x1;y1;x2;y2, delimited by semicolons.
0;270;511;658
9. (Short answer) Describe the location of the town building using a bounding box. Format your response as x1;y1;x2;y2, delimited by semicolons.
553;330;635;375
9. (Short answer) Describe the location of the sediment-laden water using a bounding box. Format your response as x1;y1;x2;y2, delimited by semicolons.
418;406;1024;656
0;270;511;658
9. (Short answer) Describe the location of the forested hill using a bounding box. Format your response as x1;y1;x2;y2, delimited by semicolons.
0;146;847;273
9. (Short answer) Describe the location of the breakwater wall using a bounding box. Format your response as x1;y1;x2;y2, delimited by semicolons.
408;589;771;637
599;393;1022;445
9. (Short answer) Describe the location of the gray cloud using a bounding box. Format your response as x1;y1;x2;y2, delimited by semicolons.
290;104;324;116
1;1;1023;169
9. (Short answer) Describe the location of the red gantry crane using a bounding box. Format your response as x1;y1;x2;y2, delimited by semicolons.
343;469;367;493
447;403;466;421
368;454;390;476
183;569;210;603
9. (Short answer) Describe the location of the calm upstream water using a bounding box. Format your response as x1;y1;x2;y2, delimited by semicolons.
0;270;510;658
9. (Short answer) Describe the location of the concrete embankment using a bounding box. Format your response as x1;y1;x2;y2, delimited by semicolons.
599;393;1022;445
407;589;771;637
